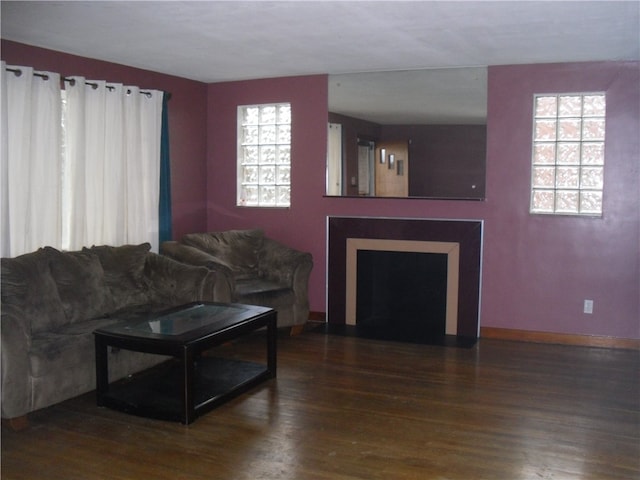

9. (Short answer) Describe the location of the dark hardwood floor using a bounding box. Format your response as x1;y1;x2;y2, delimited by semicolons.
2;328;639;479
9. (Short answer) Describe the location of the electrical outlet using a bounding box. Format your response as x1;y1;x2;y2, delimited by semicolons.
584;299;594;314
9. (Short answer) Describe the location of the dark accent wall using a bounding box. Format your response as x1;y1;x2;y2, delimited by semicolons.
381;124;486;198
327;116;486;199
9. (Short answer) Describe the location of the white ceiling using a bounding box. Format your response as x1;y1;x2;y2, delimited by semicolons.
2;1;639;124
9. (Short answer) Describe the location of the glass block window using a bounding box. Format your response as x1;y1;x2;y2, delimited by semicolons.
530;93;606;216
237;103;291;207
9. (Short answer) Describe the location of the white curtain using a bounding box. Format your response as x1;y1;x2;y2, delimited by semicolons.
63;78;162;251
1;62;62;257
1;64;164;258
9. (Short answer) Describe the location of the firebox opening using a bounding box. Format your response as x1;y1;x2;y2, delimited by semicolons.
356;250;448;343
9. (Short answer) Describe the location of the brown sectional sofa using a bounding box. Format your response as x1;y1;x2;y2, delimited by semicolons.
1;243;229;422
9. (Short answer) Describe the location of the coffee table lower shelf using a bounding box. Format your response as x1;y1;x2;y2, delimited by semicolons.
100;356;270;423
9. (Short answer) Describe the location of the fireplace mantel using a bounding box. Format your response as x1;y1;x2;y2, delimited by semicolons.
327;216;483;341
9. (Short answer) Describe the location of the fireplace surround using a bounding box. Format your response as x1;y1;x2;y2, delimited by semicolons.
327;216;483;346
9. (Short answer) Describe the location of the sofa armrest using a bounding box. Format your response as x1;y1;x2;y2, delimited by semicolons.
259;238;313;296
144;253;232;304
1;304;32;419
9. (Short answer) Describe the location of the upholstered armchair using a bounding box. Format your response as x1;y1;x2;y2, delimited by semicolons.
161;229;313;330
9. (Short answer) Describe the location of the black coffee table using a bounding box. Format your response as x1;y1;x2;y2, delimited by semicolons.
94;302;276;424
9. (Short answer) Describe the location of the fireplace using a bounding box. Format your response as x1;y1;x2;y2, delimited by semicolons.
327;216;482;346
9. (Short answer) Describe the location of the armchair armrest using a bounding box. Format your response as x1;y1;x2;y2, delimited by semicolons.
1;304;32;419
259;238;313;298
144;253;232;304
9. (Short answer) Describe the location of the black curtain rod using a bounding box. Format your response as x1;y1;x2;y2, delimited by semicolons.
4;67;170;99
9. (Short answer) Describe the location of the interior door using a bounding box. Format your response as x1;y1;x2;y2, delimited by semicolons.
375;140;409;197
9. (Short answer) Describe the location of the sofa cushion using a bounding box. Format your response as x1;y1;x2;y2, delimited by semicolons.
182;229;264;279
1;249;67;335
84;243;151;311
45;247;113;324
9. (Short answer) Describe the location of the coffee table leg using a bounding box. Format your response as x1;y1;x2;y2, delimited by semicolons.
267;313;277;378
95;335;108;406
182;346;195;424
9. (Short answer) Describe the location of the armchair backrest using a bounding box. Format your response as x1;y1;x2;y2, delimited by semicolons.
182;229;265;279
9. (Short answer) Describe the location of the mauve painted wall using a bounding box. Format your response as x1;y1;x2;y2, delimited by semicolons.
206;75;330;309
3;40;637;339
483;62;639;339
1;40;208;238
208;62;639;340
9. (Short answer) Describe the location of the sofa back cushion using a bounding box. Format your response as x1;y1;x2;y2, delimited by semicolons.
45;247;113;324
84;243;151;311
182;229;264;279
1;249;67;335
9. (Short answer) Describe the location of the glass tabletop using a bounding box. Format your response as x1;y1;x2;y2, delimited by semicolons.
96;302;272;340
125;304;234;336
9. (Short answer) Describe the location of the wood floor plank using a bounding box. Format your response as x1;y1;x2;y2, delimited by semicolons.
2;331;638;479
